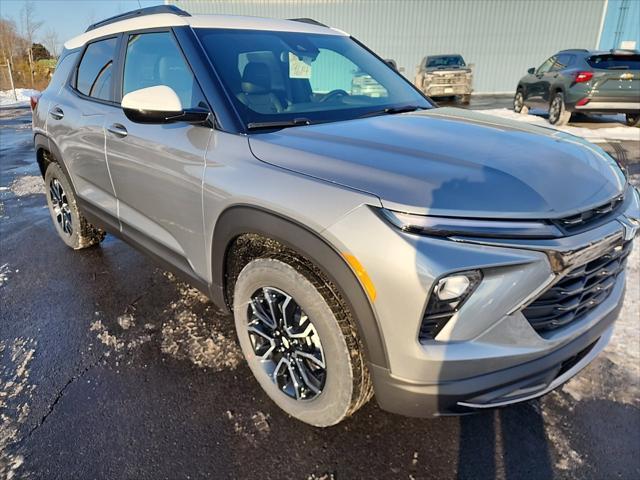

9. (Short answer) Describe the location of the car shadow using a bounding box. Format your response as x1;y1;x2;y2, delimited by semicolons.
457;403;554;480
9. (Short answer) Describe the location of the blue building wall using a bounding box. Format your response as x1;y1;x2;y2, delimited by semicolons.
599;0;640;50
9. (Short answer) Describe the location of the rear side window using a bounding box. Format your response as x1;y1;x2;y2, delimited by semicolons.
587;54;640;70
122;32;205;110
46;52;79;94
76;37;118;101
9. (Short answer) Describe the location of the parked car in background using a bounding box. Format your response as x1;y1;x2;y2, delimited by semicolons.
514;49;640;126
414;54;473;104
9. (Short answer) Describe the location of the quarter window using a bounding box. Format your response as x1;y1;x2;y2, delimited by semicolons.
122;32;205;110
76;37;117;101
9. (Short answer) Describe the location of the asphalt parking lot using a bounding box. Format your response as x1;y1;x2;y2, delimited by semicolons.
1;101;639;480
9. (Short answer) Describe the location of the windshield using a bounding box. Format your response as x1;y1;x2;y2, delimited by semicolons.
426;55;466;68
195;28;430;128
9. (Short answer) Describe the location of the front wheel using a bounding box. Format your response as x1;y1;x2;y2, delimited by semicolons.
513;90;528;114
44;162;105;249
548;92;571;126
625;113;640;127
233;256;372;426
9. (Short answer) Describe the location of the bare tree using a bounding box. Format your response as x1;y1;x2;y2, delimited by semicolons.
42;27;60;59
20;0;43;87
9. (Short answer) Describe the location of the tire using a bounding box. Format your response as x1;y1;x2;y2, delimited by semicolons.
233;256;372;427
460;94;471;105
625;113;640;127
513;90;528;114
44;162;105;249
548;92;571;126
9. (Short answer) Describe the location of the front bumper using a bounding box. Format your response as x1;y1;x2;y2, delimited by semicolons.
425;84;472;97
323;188;638;417
370;300;618;416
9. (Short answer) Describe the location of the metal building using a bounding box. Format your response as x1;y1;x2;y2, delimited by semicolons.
167;0;608;93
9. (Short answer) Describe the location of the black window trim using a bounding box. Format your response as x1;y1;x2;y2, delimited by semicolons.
70;33;123;107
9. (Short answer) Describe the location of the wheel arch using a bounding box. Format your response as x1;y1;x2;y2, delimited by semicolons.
34;133;73;185
210;205;389;368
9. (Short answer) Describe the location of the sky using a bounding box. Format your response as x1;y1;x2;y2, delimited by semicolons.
1;0;163;51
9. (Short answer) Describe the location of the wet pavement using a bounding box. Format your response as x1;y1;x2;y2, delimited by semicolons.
1;105;639;480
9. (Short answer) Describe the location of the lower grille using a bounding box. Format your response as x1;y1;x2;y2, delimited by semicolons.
523;240;632;332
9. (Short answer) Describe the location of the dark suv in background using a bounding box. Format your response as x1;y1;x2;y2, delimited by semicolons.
514;49;640;126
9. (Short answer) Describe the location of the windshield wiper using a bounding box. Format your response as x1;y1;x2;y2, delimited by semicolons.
247;117;312;131
358;105;428;119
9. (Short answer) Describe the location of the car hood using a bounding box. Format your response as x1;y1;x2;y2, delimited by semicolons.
248;107;627;219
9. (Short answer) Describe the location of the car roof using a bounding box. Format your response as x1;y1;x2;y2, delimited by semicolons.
64;12;347;50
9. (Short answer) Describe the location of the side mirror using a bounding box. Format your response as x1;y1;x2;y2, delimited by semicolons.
385;59;398;70
121;85;209;125
527;67;536;74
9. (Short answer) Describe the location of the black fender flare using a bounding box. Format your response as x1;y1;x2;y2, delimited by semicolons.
33;133;73;183
211;205;388;368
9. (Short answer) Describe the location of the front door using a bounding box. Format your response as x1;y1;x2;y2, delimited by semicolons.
105;30;213;280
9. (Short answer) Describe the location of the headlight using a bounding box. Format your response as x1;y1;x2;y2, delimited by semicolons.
380;209;563;239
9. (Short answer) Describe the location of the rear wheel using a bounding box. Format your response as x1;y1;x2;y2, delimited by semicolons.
548;92;571;126
513;90;528;114
460;94;471;105
44;162;105;249
625;113;640;127
233;256;372;426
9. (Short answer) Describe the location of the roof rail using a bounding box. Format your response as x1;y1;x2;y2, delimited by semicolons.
558;48;590;53
288;18;329;28
85;5;190;32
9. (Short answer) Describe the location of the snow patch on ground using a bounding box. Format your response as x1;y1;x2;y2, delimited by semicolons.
0;264;10;287
160;274;241;371
224;410;271;444
542;395;584;471
9;175;45;197
0;89;39;108
482;108;640;141
0;338;37;480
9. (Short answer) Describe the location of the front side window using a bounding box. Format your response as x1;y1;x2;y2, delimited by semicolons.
122;31;205;110
536;57;556;74
196;28;429;126
550;54;572;72
76;37;117;101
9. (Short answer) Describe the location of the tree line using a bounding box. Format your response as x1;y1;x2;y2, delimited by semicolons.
1;1;59;91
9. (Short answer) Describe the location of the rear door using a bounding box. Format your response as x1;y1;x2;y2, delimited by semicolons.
46;36;120;221
545;53;573;104
105;29;213;280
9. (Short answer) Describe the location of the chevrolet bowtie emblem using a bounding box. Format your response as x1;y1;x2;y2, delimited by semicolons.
619;216;639;241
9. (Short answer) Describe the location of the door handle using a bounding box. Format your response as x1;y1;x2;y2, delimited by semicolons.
49;107;64;120
107;123;128;137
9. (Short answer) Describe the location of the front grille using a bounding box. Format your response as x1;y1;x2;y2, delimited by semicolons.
553;195;624;234
431;73;467;85
523;240;632;332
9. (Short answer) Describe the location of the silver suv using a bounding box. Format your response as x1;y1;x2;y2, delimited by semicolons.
32;6;639;427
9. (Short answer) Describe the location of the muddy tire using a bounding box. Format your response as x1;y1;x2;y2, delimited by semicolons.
233;256;372;427
548;92;571;126
44;162;105;250
625;113;640;127
513;90;528;114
